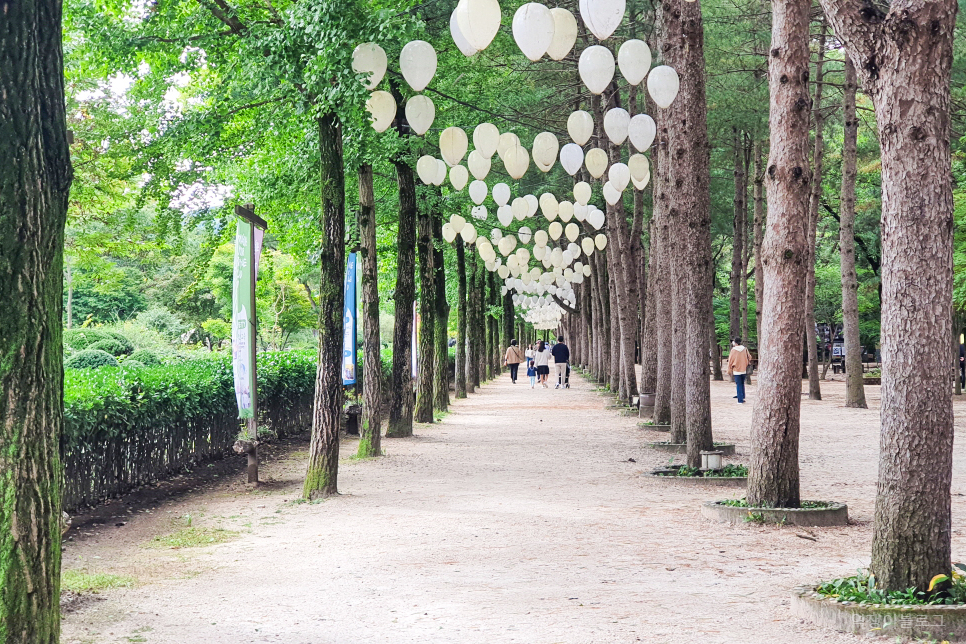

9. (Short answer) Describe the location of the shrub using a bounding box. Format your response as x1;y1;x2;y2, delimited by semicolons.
65;349;119;369
136;307;187;340
104;332;135;354
63;329;111;350
88;338;133;357
128;348;161;366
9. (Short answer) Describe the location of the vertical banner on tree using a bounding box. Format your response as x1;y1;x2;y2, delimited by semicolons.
342;253;358;385
232;218;263;418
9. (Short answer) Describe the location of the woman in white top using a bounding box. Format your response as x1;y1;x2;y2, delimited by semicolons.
525;344;535;368
531;340;551;388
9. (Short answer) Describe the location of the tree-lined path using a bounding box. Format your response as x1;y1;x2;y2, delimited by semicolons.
61;373;966;643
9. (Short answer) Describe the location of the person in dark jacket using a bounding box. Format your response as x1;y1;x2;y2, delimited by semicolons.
551;335;570;389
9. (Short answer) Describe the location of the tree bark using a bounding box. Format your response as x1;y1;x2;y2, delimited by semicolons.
414;205;435;424
741;136;751;344
753;138;765;347
0;0;72;632
467;250;480;390
433;215;449;412
652;140;672;425
804;20;828;401
748;0;812;509
730;129;746;343
838;58;867;410
820;0;956;591
455;239;468;399
304;112;345;499
356;164;382;458
640;218;658;396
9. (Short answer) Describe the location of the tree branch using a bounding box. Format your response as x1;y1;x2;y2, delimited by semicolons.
551;294;578;315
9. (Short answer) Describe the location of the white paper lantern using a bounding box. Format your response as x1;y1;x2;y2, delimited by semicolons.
550;246;564;266
524;194;539;217
539;193;559;221
449;165;469;191
562;249;574;265
442;222;457;243
558;201;574;222
628;114;656;152
467;150;491;180
352;43;388;90
490;228;502;242
549;222;563;241
511;197;528;221
504;145;530;180
534;229;549;246
512;3;555;61
534;245;547;261
416;155;437;185
608;162;630;191
461;224;477;243
578;45;615;95
574;202;588;221
603;108;630;145
517;226;532;244
565;222;580;242
589;208;606;229
434;159;447;186
583;264;592;276
559;143;584;176
617;39;651;85
472;205;488;220
631;174;651;190
581;237;595;256
498;265;510;279
497;205;513;226
366;91;396;132
648;65;680;109
405;95;435;135
491;182;511;206
567;110;595;145
595;233;608;250
516;247;530;264
579;0;625;41
532;132;559;172
573;182;592;206
603;181;621;205
450;214;466;234
456;0;502;52
400;40;437;92
496;132;521;161
507;254;519;269
499;235;517;256
440;127;469;167
472;123;500;159
628;153;650;182
450;8;479;57
546;8;578;60
469;180;488;204
585;148;608;178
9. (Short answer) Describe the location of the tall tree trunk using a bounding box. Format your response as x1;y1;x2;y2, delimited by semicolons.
304;113;345;499
65;261;72;329
356;164;382;458
660;0;714;466
804;20;828;401
414;206;435;424
467;249;480;391
753;138;765;347
433;216;449;412
386;151;417;437
711;306;723;381
455;239;468;399
821;0;956;591
838;58;867;410
748;0;812;509
730;129;745;343
641;219;658;395
653;148;672;425
741;136;751;343
0;0;72;632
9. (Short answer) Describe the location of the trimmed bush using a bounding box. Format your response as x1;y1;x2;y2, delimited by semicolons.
88;338;133;357
136;307;187;340
104;332;135;354
63;329;111;350
128;348;161;366
65;349;120;369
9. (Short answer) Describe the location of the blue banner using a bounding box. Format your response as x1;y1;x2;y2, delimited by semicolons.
342;253;358;385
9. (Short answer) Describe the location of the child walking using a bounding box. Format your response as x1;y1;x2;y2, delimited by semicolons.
527;361;537;388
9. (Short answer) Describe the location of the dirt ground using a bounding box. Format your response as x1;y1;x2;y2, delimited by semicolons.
60;368;966;644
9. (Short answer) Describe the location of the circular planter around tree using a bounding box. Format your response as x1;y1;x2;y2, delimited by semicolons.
701;501;849;526
646;442;736;456
646;466;747;487
791;586;966;639
864;377;881;385
638;422;671;432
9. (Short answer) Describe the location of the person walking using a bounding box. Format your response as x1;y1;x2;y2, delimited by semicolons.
504;339;525;384
550;335;570;389
532;340;551;388
527;360;537;388
727;337;751;404
525;343;535;369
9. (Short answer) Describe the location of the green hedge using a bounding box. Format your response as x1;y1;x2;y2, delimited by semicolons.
63;329;112;350
62;351;317;510
65;349;119;369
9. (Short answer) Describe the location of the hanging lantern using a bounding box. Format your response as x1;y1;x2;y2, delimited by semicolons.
550;246;564;266
449;165;469;191
461;223;477;243
629;153;650;182
565;223;580;242
589;208;606;229
498;265;510;279
534;229;549;246
400;40;437;92
497;132;521;161
631;174;651;190
581;237;595;256
440;127;468;167
534;245;547;261
617;39;651;86
546;8;578;60
450;8;479;57
579;0;626;41
450;214;466;233
469;180;488;205
608;162;630;192
583;264;592;276
497;205;513;226
628;114;656;152
573;181;592;206
442;222;458;243
366;91;396;133
559;143;584;177
512;3;555;61
524;194;539;217
456;0;502;52
416;155;437;185
558;201;574;222
603;107;630;145
549;222;563;241
516;247;531;264
578;45;615;95
433;159;447;186
595;233;608;250
532;132;559;172
647;65;680;109
517;226;532;244
493;182;511;206
405;95;435;136
539;193;559;221
510;197;528;221
504;144;530;179
473;123;500;159
603;181;621;205
574;203;588;221
467;150;491;180
472;205;488;220
567;110;595;145
352;43;388;90
585;148;608;178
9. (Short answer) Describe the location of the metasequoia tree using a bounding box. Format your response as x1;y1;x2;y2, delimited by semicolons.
413;201;435;423
838;58;867;410
820;0;957;591
0;0;73;634
432;215;449;413
356;164;382;457
455;238;468;398
748;0;812;508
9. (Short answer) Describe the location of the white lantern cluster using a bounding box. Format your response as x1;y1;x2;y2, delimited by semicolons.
355;39;442;135
510;4;579;62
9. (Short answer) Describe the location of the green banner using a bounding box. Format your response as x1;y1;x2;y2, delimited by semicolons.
232;219;256;418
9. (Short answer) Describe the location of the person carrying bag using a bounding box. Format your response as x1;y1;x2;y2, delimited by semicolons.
504;339;525;384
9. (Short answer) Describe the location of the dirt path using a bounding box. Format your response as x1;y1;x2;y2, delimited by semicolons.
61;370;966;644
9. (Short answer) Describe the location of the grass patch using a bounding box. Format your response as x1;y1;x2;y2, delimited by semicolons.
816;568;966;606
146;526;239;549
62;569;134;593
718;498;833;509
657;464;748;478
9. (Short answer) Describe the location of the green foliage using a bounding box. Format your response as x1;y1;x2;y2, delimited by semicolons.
65;349;120;369
61;569;135;593
719;498;833;509
146;527;239;549
88;337;133;357
816;567;966;605
63;329;111;350
128;349;161;366
136;308;187;341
